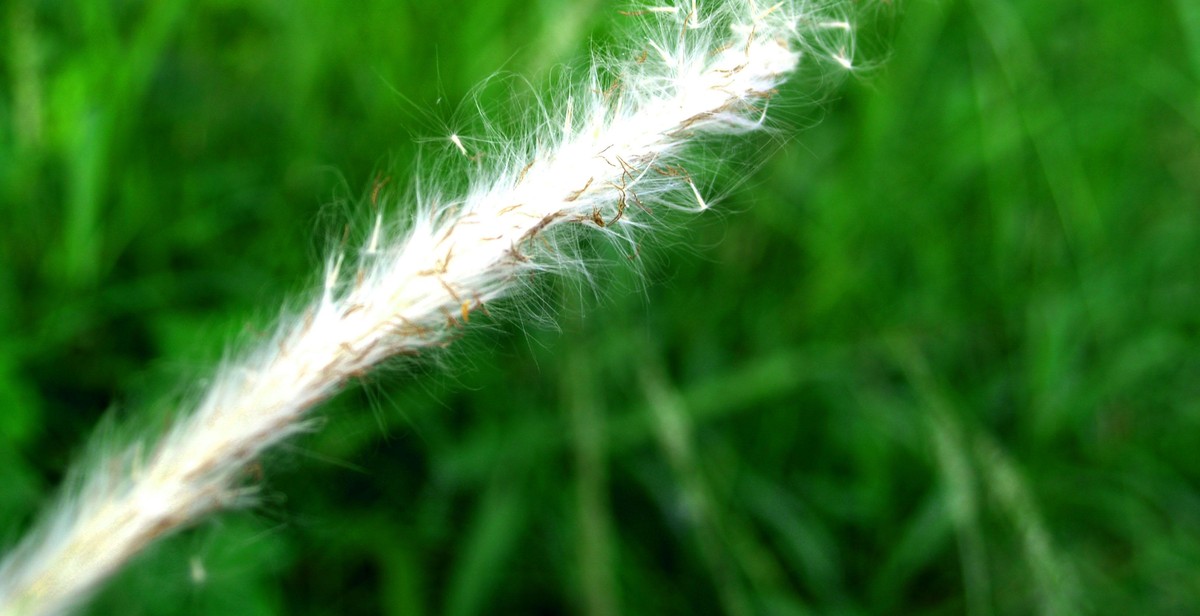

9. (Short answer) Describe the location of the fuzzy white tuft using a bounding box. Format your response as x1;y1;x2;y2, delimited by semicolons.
0;1;855;614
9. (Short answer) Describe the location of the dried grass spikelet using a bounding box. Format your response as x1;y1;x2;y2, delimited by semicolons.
0;1;856;614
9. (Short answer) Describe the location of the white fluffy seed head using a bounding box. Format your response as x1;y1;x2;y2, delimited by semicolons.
0;2;856;615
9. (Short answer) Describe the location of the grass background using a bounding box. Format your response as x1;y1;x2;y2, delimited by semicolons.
2;0;1199;614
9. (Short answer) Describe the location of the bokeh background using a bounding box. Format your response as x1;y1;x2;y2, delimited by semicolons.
2;0;1199;614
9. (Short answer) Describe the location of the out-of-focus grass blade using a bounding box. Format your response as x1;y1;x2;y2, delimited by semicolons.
444;481;528;616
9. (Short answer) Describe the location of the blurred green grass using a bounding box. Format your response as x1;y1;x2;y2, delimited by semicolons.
2;0;1199;614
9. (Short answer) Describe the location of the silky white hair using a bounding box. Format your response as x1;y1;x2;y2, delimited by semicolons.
0;2;856;614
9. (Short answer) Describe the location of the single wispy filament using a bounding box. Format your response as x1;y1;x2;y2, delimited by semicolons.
0;1;853;614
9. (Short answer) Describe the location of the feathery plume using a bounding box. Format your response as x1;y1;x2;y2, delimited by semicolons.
0;1;855;614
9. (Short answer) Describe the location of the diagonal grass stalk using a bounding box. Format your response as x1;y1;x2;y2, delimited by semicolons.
0;2;855;614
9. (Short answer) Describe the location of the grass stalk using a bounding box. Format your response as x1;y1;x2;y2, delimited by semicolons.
0;2;854;614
